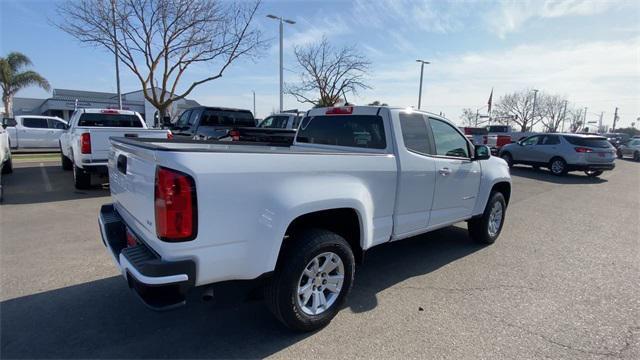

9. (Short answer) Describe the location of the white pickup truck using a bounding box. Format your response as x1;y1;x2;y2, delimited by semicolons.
60;108;171;189
99;106;511;331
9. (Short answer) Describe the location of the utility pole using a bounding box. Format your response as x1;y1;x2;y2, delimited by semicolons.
475;109;479;127
560;100;568;132
612;107;619;132
598;111;604;133
252;90;256;117
583;107;588;131
416;59;430;109
267;15;295;113
111;0;122;110
531;89;539;131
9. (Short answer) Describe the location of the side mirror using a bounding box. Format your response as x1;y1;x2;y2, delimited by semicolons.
474;145;491;160
1;124;6;129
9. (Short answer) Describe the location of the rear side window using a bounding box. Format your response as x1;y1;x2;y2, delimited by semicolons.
199;110;255;127
399;112;430;154
296;115;386;149
429;118;470;158
259;116;289;128
540;135;560;145
78;113;142;127
22;118;49;128
563;136;611;148
48;119;67;129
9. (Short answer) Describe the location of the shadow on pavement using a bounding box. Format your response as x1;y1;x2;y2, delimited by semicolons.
1;226;480;359
0;162;108;205
509;165;607;184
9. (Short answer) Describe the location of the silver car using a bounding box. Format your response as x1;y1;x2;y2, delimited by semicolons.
617;138;640;161
499;134;616;177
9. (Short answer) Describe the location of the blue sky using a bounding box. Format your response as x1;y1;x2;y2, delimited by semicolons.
1;0;639;128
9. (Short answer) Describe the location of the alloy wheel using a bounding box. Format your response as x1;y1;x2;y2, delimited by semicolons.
296;252;344;316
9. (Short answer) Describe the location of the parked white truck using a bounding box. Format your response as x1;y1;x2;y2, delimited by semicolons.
98;106;512;331
60;108;171;189
2;115;67;149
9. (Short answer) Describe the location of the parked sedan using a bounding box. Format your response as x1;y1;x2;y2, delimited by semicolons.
499;134;616;177
617;138;640;161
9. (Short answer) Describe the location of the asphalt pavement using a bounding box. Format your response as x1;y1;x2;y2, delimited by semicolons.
1;160;638;359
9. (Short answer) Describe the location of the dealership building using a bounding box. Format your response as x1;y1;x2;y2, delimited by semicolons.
13;88;199;126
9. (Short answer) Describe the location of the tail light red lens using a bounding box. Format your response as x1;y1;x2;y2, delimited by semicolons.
80;133;91;154
229;129;240;141
574;147;593;153
326;106;353;115
155;167;197;242
167;131;174;140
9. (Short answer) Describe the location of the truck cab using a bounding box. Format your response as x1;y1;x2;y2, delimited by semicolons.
170;106;255;140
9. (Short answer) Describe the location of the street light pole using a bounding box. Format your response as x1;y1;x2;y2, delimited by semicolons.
416;59;430;110
531;89;539;131
111;0;122;110
252;90;256;117
267;14;295;113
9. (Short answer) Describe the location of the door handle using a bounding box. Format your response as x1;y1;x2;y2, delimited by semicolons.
439;167;451;176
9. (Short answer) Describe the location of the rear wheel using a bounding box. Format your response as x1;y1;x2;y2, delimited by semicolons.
634;151;640;162
61;151;72;171
500;152;513;168
549;157;567;176
265;228;355;332
616;149;623;159
468;192;507;244
73;164;91;189
584;170;603;178
1;157;12;174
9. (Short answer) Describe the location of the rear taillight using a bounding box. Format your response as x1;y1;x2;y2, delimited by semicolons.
167;131;174;140
80;133;91;154
229;129;240;141
574;147;593;153
125;228;138;248
154;167;197;242
101;109;120;114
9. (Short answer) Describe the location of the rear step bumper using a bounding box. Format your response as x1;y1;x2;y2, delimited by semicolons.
98;204;195;311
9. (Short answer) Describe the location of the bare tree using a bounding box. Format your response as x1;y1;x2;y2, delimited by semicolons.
567;107;584;133
459;108;476;127
368;100;388;106
286;37;370;107
540;94;567;133
494;89;544;132
56;0;263;126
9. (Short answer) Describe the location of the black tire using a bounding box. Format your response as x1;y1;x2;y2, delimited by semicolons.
616;150;623;159
634;151;640;162
61;152;72;171
500;152;513;168
265;228;355;332
1;157;12;174
584;170;603;178
73;165;91;189
549;157;567;176
468;192;507;244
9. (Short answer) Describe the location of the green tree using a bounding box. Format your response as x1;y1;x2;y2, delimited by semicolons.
1;52;50;117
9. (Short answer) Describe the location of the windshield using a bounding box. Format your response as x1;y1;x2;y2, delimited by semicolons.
199;110;255;127
563;136;612;148
78;113;143;127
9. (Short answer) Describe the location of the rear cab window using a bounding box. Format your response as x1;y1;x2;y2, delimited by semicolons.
22;118;49;128
199;110;255;127
296;115;386;149
563;136;612;148
78;112;143;127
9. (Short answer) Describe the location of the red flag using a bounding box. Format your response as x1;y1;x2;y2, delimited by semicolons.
487;88;493;114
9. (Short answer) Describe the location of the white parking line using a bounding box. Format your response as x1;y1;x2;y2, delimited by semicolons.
40;163;53;192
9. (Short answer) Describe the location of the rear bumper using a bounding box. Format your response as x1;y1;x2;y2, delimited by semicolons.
98;204;195;310
569;163;615;171
83;164;109;174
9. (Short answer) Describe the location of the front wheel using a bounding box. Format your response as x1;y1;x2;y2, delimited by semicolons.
500;152;513;168
616;150;623;159
634;151;640;162
468;192;507;244
265;229;355;332
585;170;603;178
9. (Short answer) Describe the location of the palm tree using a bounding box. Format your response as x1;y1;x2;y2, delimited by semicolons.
0;52;51;117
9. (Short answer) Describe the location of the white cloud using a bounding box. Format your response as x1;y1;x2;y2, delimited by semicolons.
353;0;464;34
354;37;640;128
487;0;625;38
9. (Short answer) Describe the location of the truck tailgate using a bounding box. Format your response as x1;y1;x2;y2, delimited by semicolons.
108;140;159;244
83;128;168;160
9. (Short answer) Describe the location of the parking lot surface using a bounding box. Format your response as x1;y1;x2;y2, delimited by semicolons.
1;160;639;359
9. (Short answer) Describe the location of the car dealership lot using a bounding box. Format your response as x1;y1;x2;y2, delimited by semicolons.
1;161;639;359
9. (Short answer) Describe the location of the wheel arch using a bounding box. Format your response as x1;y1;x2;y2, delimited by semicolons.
275;207;364;270
491;181;511;206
